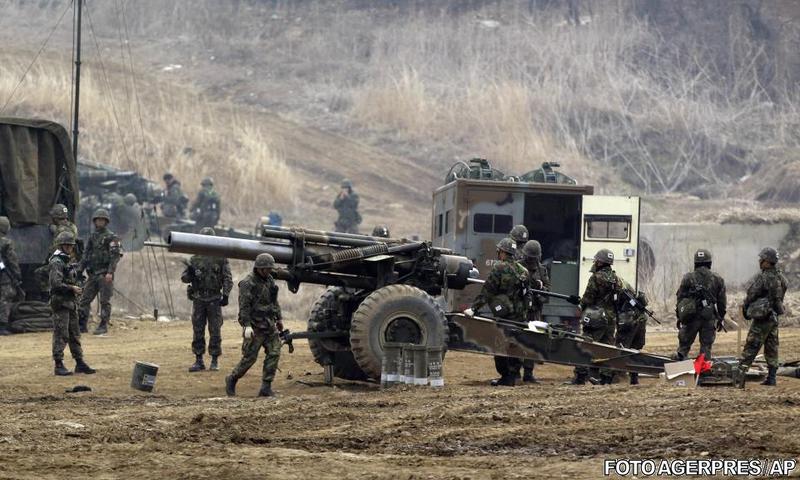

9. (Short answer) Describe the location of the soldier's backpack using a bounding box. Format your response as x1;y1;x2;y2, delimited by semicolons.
677;297;697;323
746;297;773;321
581;307;608;332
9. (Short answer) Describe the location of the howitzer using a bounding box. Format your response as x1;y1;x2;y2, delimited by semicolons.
148;226;671;381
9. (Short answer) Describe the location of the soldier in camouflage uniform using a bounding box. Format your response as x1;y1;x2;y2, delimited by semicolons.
35;205;80;298
736;247;788;387
78;209;122;335
519;239;550;383
372;225;390;238
464;237;531;386
161;172;188;219
49;232;95;376
0;217;20;336
190;177;221;230
181;227;233;372
673;249;726;360
568;248;622;385
615;282;648;385
333;179;361;234
225;253;285;397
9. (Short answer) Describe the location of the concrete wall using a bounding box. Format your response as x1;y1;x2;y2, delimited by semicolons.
640;223;790;301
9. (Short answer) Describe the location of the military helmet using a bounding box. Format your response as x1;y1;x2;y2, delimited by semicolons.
163;172;174;181
758;247;779;264
496;238;517;255
694;248;712;264
123;193;137;206
50;203;69;219
55;231;76;246
201;177;214;187
522;240;542;259
340;178;353;189
372;225;390;238
594;248;614;265
199;227;216;236
509;224;529;243
0;216;9;235
255;253;276;269
92;208;111;222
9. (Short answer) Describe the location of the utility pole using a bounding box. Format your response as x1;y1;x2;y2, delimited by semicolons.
71;0;83;162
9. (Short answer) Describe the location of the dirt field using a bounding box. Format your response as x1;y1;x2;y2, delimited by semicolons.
1;319;799;480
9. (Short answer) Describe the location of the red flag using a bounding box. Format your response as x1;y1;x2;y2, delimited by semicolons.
694;353;712;375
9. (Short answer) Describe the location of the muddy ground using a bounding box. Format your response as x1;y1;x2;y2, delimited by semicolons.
0;319;799;479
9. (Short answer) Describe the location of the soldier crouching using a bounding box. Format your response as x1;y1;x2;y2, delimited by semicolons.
225;253;284;397
50;232;95;376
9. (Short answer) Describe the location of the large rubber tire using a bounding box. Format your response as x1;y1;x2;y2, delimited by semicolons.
307;287;368;381
350;285;447;381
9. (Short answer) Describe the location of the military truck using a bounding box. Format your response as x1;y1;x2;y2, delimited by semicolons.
433;158;641;329
0;118;80;332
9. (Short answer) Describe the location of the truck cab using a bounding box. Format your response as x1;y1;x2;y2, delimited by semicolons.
432;160;640;328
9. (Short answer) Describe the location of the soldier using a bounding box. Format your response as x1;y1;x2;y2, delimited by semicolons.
115;193;141;239
673;249;726;360
519;239;550;383
333;179;361;234
48;204;79;248
372;225;390;238
190;177;221;230
736;247;788;388
181;227;233;373
49;232;96;376
0;216;20;336
161;172;187;219
615;284;648;385
78;209;122;335
568;248;621;385
510;225;529;255
225;253;285;397
463;238;531;386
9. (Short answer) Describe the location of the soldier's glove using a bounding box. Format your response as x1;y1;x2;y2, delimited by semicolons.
220;294;229;307
243;326;254;340
279;329;294;354
463;308;475;318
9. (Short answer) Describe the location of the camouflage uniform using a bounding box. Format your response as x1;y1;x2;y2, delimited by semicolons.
229;271;283;384
739;266;787;370
181;255;233;359
471;256;531;383
49;250;83;362
0;223;21;333
162;177;187;218
615;284;648;384
519;256;550;380
674;266;726;359
78;222;122;333
333;184;361;234
575;264;622;382
190;183;221;229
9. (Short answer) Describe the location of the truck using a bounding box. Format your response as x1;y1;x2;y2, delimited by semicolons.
433;158;641;330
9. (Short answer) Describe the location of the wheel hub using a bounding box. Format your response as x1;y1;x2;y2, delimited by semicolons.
384;316;423;344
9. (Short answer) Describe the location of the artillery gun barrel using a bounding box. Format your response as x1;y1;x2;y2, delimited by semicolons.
261;225;404;247
152;231;322;263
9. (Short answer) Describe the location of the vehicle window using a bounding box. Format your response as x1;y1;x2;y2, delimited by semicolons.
473;213;513;234
445;210;452;234
436;213;443;237
584;215;631;241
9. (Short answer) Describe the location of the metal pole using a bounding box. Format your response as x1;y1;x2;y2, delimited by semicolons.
71;0;83;162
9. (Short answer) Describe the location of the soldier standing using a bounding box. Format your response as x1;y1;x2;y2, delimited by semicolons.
568;249;621;385
463;238;531;386
225;253;285;397
161;172;188;219
673;249;726;360
78;209;122;335
36;204;81;299
0;217;20;336
190;177;221;230
519;239;550;383
736;247;788;387
615;283;648;385
372;225;390;238
181;227;233;373
50;232;96;376
333;179;361;234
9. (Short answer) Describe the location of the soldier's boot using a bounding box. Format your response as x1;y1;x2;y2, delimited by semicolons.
760;367;777;386
209;356;219;371
188;355;205;373
564;372;587;385
92;321;108;336
74;359;96;374
522;368;539;384
629;372;640;385
54;360;73;376
78;313;89;334
257;381;275;397
225;375;238;397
